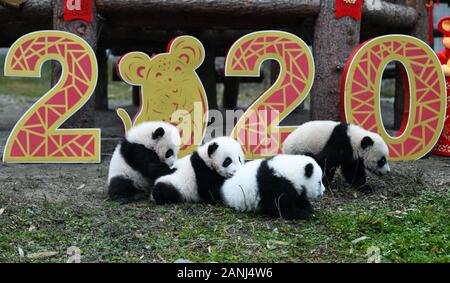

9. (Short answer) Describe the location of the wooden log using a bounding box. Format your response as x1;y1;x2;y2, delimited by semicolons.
96;0;321;18
223;77;240;110
95;48;109;110
362;0;418;28
0;0;51;18
0;0;417;27
52;0;98;128
0;0;27;9
0;0;419;46
0;0;51;46
310;0;361;121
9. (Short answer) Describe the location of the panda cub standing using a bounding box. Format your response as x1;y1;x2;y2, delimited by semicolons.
283;120;390;193
152;136;244;204
221;155;325;220
108;121;181;204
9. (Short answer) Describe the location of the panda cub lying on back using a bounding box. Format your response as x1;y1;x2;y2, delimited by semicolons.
283;121;390;193
152;137;244;204
108;122;180;204
221;155;325;220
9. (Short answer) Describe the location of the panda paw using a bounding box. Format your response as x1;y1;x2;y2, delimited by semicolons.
356;184;374;194
152;182;182;204
290;208;314;220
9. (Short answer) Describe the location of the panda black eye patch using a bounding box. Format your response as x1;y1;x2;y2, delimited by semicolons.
377;156;386;167
304;163;314;178
222;157;232;167
165;149;174;158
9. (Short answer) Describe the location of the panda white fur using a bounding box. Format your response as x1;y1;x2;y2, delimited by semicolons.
221;154;325;220
108;121;181;204
283;120;390;193
152;136;244;204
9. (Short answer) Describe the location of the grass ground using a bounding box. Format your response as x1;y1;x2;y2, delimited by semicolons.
0;186;448;263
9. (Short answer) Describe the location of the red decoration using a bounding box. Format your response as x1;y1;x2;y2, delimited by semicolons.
335;0;363;20
426;1;434;45
432;16;450;156
64;0;93;22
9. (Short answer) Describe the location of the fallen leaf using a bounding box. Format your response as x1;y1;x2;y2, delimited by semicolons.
17;247;25;259
379;194;388;200
351;236;370;244
371;219;384;225
28;225;36;232
174;258;192;263
0;208;4;215
27;251;58;259
266;242;276;250
75;184;85;190
269;240;290;246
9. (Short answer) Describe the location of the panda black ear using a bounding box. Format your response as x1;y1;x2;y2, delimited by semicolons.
361;136;374;149
208;142;219;157
304;163;314;178
152;127;165;140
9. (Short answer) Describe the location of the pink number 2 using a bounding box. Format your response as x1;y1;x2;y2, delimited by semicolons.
2;31;100;163
225;31;315;159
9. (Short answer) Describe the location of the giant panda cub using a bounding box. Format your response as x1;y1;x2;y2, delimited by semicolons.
152;136;244;204
283;120;390;193
108;121;181;204
221;154;325;220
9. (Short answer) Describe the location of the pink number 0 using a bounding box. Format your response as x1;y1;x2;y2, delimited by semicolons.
341;35;446;161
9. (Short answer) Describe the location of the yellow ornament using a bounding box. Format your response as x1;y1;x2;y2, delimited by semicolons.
117;36;208;157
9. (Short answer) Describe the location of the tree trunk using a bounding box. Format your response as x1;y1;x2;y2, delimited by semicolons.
311;0;361;121
223;77;240;109
197;43;218;109
52;0;98;128
95;48;108;110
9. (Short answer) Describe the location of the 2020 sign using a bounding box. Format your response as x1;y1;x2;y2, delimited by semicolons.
1;30;447;163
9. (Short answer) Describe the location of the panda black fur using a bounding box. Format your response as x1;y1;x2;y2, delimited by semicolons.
221;154;325;220
107;121;180;204
283;120;390;193
152;136;244;205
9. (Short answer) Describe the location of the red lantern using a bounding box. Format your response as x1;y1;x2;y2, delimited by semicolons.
63;0;93;22
432;17;450;156
335;0;363;21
